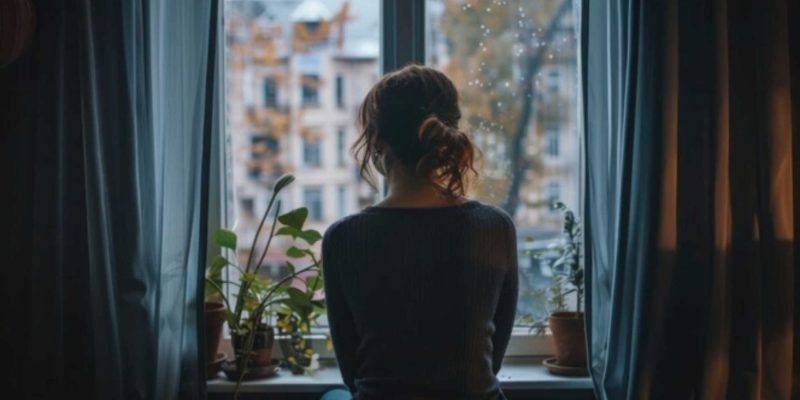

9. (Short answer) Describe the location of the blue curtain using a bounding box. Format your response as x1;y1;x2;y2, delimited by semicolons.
583;0;799;399
0;1;220;399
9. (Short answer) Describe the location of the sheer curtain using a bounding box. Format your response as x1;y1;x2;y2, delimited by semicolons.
1;1;219;399
583;0;799;399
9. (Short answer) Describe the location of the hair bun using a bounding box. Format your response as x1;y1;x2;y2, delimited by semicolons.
416;114;475;196
418;115;458;148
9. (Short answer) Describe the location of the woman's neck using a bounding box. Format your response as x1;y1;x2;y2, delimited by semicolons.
374;167;465;208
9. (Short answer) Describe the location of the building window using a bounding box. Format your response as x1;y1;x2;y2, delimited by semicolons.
248;135;278;179
240;197;255;218
338;185;348;218
546;69;562;92
301;74;320;106
302;137;322;168
304;187;324;222
336;128;347;167
263;78;278;107
335;74;345;109
545;182;561;205
546;128;559;156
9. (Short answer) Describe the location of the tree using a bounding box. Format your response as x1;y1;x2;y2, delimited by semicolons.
435;0;574;217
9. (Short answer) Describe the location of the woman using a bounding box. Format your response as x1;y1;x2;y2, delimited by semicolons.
322;65;518;400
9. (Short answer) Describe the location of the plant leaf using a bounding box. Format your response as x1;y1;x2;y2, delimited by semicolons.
273;174;296;193
305;275;323;290
278;208;308;230
300;229;322;245
286;261;296;275
281;288;314;318
208;255;228;276
215;229;237;250
286;246;307;258
277;226;303;239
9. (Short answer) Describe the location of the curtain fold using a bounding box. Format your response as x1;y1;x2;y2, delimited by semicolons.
1;1;219;399
583;0;799;399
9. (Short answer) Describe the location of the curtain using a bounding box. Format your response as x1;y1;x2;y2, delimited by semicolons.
583;0;799;399
0;1;220;399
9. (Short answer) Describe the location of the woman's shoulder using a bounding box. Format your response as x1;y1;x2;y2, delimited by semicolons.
322;211;370;242
468;201;517;231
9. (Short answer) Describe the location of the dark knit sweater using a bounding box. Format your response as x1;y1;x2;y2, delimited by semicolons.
322;200;519;400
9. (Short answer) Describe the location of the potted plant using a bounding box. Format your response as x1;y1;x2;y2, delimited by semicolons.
204;285;227;379
544;202;587;376
205;174;326;395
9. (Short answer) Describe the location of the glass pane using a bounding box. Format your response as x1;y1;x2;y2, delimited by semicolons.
426;0;581;330
224;0;381;325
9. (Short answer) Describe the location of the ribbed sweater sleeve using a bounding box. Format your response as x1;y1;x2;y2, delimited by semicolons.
322;224;359;391
491;216;518;374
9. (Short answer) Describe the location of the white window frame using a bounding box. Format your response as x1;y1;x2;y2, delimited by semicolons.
213;0;585;360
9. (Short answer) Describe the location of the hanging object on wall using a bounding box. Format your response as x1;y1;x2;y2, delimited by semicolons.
0;0;36;67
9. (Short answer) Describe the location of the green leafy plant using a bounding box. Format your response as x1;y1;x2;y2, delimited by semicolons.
550;202;583;313
205;174;326;392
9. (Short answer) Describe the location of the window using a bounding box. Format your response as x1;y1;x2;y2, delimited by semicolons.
263;77;278;107
338;185;348;218
335;74;345;109
224;0;381;314
304;186;324;222
546;127;559;156
302;137;322;168
427;0;580;335
223;0;579;358
336;128;347;167
248;135;278;179
301;74;320;107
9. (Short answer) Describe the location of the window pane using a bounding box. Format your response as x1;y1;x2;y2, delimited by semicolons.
303;186;324;221
302;136;322;168
336;127;347;167
263;78;278;107
335;74;345;109
337;184;348;218
224;0;380;304
426;0;580;329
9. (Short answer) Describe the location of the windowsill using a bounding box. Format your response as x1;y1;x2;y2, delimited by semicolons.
206;357;593;394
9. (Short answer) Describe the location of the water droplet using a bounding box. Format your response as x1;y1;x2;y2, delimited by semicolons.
504;81;510;87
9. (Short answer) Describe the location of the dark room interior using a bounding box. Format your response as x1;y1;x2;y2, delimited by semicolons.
1;0;798;399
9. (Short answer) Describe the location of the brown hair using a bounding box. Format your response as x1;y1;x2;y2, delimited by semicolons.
353;65;477;198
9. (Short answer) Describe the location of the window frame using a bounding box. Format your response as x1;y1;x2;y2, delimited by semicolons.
214;0;576;360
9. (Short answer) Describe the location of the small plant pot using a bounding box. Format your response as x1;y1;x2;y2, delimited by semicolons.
231;326;275;368
548;311;587;368
204;301;227;379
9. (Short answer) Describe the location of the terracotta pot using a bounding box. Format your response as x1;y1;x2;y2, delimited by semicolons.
231;326;275;368
204;301;227;379
549;311;587;367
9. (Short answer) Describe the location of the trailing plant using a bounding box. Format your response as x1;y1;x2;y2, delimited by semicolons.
205;174;326;394
550;202;583;314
